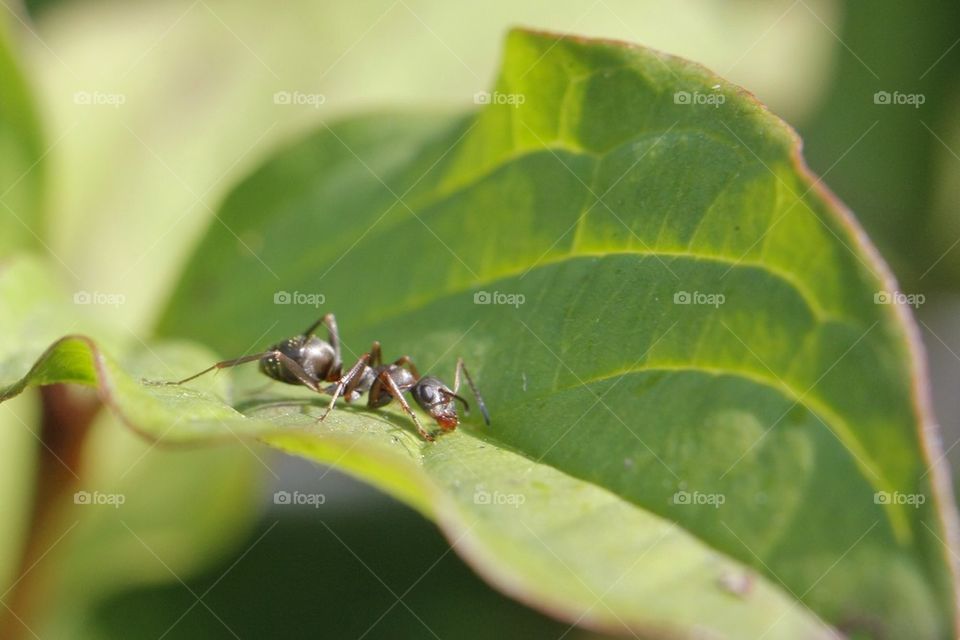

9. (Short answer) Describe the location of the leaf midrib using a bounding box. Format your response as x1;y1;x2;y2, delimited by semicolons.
354;249;850;334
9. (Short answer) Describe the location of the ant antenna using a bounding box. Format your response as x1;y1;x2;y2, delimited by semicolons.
456;359;490;425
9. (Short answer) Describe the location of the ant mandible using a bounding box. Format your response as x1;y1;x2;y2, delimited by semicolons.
321;341;490;441
168;314;489;441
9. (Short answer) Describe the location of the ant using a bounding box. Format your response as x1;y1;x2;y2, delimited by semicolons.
321;341;490;441
167;314;489;441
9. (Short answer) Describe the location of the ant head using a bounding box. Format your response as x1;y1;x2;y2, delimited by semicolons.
411;376;468;430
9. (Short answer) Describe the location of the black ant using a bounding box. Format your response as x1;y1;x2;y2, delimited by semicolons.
167;314;489;441
322;341;490;441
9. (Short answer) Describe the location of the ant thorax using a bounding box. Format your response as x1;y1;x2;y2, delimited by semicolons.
388;365;418;391
368;364;418;408
342;366;378;402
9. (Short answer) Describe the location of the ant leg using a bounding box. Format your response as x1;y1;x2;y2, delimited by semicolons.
376;370;434;442
340;342;381;401
168;352;271;385
319;353;371;422
325;314;341;378
271;352;324;394
303;313;337;344
453;358;490;425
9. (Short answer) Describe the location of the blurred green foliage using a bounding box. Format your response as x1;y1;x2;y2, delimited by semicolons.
800;1;960;287
86;492;579;640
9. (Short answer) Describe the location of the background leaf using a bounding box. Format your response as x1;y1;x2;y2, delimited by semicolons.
28;0;838;326
0;18;46;255
800;1;960;286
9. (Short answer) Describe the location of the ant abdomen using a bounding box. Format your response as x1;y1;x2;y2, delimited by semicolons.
259;336;339;384
298;336;339;380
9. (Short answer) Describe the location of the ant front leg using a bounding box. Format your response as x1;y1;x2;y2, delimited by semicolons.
375;370;435;442
453;358;490;425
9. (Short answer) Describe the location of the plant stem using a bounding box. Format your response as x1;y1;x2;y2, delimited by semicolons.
0;385;100;640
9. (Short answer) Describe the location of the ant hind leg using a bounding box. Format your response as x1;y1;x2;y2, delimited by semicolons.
167;352;271;385
165;350;324;396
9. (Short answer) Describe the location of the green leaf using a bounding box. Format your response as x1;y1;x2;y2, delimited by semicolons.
6;29;958;638
0;21;46;254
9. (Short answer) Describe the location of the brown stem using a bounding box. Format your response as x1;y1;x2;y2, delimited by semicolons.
0;384;100;639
